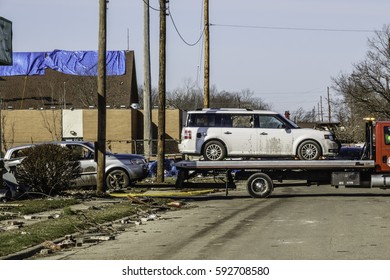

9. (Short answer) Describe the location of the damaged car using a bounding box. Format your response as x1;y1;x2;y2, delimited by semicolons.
0;141;149;200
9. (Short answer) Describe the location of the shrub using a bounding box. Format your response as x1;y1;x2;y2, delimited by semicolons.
16;144;81;195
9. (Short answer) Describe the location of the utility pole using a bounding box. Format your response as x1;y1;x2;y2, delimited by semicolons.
143;0;152;160
96;0;107;194
320;96;323;122
127;28;130;51
157;0;167;183
312;106;316;122
317;103;320;122
327;87;331;123
203;0;210;108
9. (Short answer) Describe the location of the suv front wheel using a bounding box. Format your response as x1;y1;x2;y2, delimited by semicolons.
297;140;321;160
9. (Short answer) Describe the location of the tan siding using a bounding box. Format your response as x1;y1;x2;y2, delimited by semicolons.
1;108;181;154
82;109;97;141
2;110;62;147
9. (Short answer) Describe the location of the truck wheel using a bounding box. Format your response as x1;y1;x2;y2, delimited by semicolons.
106;168;130;190
297;140;321;160
247;173;273;198
203;140;226;161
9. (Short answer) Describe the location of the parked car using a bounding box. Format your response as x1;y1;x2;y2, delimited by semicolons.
2;141;149;190
179;108;340;160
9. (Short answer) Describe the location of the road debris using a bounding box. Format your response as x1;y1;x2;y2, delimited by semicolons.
0;204;23;208
23;214;59;220
0;190;201;259
166;201;184;208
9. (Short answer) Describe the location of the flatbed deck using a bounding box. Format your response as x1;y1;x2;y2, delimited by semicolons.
175;159;375;170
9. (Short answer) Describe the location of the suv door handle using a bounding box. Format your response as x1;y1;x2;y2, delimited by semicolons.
224;131;232;135
260;132;268;135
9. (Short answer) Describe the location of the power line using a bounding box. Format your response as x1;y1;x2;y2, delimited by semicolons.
168;6;205;46
140;0;205;81
257;88;325;95
210;23;379;33
141;0;160;12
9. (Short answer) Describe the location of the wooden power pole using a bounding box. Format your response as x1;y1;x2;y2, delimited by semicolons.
157;0;167;183
143;0;152;159
97;0;107;194
203;0;210;108
327;87;331;123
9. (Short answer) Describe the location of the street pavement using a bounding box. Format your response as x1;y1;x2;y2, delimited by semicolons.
32;182;390;260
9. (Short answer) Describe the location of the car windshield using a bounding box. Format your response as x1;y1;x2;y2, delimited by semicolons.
84;142;114;155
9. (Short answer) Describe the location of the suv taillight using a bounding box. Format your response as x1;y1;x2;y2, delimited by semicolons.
184;129;192;139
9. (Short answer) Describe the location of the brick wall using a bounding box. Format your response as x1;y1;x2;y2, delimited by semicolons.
0;108;182;155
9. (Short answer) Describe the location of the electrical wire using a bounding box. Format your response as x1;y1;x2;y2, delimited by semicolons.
141;0;161;12
140;0;205;46
168;6;205;47
210;23;379;33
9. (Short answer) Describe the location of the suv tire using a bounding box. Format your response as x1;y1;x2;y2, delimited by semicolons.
297;140;321;160
203;140;226;161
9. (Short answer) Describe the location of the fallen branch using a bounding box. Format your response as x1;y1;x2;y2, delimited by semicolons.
126;196;151;206
0;204;23;208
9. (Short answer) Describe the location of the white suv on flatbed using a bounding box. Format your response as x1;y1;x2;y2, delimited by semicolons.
178;108;339;161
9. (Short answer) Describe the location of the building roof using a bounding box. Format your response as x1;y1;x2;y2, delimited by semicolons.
0;51;138;109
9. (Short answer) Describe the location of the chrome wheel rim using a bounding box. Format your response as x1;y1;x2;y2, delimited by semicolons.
205;144;223;160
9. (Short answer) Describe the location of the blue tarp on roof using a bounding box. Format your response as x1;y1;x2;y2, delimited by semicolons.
0;50;126;76
0;52;46;76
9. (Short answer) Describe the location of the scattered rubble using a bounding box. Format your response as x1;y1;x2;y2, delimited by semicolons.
23;214;60;220
1;195;195;259
166;201;184;208
0;204;23;208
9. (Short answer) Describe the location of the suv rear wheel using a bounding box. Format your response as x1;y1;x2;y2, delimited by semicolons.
203;140;226;161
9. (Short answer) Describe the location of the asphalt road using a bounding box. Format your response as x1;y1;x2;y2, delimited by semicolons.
34;182;390;260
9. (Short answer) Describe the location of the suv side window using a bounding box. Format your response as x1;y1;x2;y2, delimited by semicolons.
231;114;254;128
188;114;225;127
259;115;285;129
188;113;255;128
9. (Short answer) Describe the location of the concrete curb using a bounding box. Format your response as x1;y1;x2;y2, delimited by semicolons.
109;189;216;198
0;236;66;260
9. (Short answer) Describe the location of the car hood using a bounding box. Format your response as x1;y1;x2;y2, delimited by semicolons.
106;153;145;161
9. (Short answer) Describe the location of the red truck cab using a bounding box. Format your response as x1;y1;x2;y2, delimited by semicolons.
374;121;390;172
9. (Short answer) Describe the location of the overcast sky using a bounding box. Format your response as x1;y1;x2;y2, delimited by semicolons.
2;0;390;114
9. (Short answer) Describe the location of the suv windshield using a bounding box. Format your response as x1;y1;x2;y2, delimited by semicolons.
278;114;300;128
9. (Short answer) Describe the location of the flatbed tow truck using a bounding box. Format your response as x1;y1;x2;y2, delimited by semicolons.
174;118;390;198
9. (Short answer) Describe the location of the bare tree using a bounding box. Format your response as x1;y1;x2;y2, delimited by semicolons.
140;80;271;111
333;25;390;120
1;113;15;151
40;110;62;141
166;79;203;110
291;107;316;123
331;25;390;142
73;76;97;108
